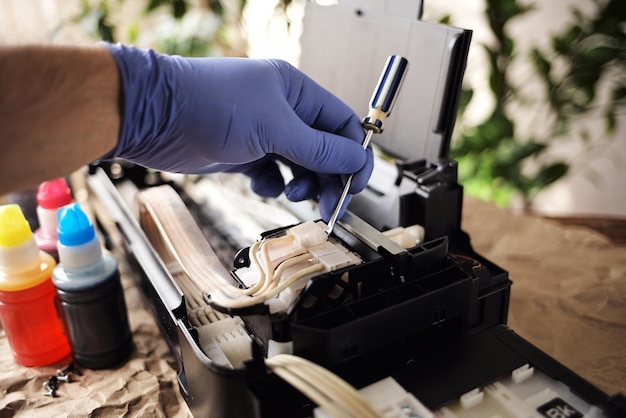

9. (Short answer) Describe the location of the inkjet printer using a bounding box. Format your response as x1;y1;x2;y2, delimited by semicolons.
87;1;625;417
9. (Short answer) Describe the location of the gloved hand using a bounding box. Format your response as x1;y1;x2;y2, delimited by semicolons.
103;44;373;222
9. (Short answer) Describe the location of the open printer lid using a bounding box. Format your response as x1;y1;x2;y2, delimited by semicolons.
299;0;471;162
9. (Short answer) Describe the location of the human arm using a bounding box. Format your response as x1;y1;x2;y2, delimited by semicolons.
0;45;120;195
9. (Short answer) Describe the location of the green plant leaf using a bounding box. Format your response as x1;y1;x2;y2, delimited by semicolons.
146;0;169;13
208;0;224;16
583;45;620;67
511;141;547;162
612;85;626;101
97;23;114;42
127;21;139;44
497;0;535;22
457;86;474;115
96;2;115;42
439;15;451;24
530;48;551;76
534;162;569;189
172;0;188;19
605;108;616;133
552;34;571;55
563;24;583;45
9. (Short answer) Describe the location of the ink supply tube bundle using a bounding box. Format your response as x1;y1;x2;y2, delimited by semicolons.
52;203;133;369
0;204;71;366
34;178;73;261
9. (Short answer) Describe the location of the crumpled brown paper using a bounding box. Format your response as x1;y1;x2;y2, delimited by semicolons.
462;196;626;396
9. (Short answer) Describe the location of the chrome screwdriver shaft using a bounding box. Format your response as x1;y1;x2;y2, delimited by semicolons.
326;55;409;235
325;129;374;234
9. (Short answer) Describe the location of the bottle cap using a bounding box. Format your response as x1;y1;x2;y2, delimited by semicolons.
37;178;73;210
0;204;33;247
57;204;96;247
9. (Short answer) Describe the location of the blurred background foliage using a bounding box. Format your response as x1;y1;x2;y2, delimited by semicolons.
58;0;293;57
60;0;625;211
450;0;625;209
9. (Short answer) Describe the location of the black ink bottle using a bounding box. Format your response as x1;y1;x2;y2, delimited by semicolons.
52;203;133;369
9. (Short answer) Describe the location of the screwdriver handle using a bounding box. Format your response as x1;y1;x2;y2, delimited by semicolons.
325;55;408;235
362;55;409;134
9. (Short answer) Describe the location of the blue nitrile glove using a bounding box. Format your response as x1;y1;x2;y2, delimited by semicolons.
102;44;374;222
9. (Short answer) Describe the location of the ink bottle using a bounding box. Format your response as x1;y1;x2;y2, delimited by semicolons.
52;203;133;369
34;178;73;261
0;204;71;366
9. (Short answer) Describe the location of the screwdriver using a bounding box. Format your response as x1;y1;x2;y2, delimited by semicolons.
326;55;409;235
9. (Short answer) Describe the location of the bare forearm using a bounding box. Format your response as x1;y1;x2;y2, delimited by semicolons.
0;45;120;195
